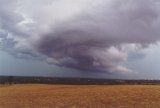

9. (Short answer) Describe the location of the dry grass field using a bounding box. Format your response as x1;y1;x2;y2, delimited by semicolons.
0;84;160;108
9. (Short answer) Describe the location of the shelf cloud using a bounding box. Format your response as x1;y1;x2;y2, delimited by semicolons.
0;0;160;73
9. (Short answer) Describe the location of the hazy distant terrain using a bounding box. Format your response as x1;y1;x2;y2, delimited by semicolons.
0;84;160;108
1;76;160;85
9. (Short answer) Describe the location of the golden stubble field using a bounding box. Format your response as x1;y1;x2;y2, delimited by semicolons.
0;84;160;108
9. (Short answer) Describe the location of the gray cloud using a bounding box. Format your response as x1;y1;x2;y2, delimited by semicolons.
0;0;160;73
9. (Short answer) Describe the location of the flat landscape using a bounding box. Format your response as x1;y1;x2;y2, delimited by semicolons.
0;84;160;108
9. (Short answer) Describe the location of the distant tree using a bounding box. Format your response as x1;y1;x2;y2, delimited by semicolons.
8;76;13;85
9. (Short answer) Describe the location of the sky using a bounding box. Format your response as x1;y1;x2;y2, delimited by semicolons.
0;0;160;79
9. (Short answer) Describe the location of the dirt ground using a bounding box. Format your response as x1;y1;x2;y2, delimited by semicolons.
0;84;160;108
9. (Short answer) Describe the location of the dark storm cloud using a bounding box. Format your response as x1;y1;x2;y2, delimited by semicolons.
0;0;160;73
